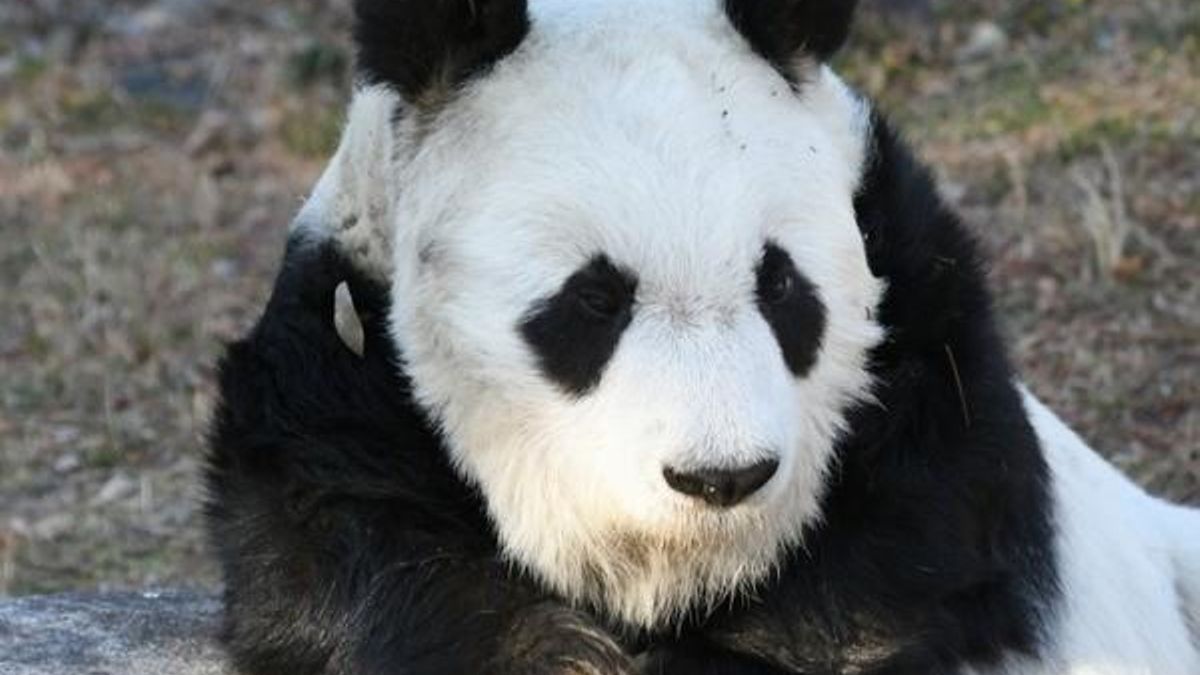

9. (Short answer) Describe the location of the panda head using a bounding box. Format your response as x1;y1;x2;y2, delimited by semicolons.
351;0;881;628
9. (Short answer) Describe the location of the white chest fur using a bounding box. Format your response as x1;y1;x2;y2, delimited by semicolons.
966;390;1200;675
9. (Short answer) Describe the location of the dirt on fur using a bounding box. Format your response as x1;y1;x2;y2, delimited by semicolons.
1;0;1196;596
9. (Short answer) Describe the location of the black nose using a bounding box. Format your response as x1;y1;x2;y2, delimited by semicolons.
663;459;779;508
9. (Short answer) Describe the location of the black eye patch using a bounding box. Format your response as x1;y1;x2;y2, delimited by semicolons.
520;255;638;396
756;243;826;377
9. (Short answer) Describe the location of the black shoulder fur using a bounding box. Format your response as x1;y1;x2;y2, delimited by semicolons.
206;113;1058;674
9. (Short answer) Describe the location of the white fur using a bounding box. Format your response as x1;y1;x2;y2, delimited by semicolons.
965;390;1200;674
293;86;399;281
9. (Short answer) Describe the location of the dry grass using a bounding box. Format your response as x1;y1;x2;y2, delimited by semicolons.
1;0;1196;596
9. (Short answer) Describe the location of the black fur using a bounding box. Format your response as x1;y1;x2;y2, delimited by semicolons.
353;0;529;101
725;0;859;69
756;243;827;377
520;255;639;396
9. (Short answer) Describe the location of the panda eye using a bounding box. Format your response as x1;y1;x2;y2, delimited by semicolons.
756;246;796;306
566;256;635;322
575;284;625;320
760;265;795;305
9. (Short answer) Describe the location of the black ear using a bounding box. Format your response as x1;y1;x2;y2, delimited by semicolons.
725;0;858;70
353;0;530;101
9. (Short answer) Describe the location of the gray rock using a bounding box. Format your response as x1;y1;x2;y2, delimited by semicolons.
957;21;1010;62
0;590;230;675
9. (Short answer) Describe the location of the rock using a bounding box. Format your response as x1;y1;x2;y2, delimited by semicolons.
0;590;228;675
91;472;137;507
52;452;81;474
957;21;1009;62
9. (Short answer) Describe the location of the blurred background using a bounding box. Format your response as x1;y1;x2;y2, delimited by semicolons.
0;0;1196;597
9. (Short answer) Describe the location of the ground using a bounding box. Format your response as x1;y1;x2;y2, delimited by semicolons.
0;0;1196;597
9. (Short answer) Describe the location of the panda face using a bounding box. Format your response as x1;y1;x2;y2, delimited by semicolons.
387;1;883;628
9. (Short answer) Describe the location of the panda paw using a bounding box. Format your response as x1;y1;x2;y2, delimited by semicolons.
490;603;637;675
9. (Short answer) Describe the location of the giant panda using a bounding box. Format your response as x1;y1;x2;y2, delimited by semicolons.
204;0;1200;673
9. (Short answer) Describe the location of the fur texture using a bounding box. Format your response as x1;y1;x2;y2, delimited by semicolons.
724;0;859;68
208;0;1200;673
353;0;529;104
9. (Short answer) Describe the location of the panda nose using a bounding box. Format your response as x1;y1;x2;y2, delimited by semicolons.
663;459;779;508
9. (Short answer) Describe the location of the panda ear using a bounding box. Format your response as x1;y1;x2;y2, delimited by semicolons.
724;0;858;70
353;0;530;103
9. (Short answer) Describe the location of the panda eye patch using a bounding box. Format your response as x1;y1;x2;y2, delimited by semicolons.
755;243;827;377
576;285;624;319
758;253;796;305
521;256;637;396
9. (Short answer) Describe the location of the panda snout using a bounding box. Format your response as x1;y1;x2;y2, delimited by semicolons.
662;458;779;508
